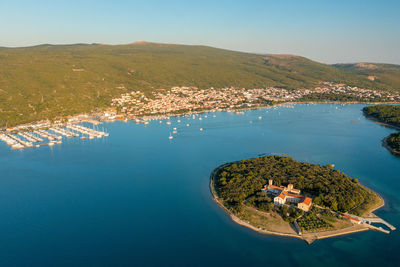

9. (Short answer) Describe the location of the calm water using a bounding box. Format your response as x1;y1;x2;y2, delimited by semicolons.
0;104;399;266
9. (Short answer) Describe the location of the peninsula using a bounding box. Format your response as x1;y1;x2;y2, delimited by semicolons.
363;105;400;155
210;155;394;244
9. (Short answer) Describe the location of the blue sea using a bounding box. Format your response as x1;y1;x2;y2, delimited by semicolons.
0;103;399;266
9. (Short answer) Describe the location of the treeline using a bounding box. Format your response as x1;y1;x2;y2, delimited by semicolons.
363;105;400;128
387;133;400;152
363;105;400;153
300;93;365;102
214;156;376;214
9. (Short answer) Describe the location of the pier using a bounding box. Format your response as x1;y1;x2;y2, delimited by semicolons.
344;213;396;233
364;217;396;231
0;121;109;150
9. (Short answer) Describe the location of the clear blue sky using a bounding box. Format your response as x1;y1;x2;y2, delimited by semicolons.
1;0;399;64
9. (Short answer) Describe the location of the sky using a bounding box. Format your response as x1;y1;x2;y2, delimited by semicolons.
0;0;399;64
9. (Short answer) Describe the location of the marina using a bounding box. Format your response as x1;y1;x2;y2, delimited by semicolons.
0;121;109;150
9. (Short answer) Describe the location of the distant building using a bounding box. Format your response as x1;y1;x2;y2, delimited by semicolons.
262;180;312;212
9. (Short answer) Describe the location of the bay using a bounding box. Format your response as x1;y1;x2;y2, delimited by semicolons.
0;103;399;266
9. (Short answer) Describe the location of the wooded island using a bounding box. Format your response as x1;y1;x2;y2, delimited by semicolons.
210;156;390;243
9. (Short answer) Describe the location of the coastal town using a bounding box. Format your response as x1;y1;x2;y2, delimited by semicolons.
106;82;400;121
1;82;400;150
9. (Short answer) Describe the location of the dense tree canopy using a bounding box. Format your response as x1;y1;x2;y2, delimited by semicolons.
363;105;400;127
387;133;400;152
214;156;376;214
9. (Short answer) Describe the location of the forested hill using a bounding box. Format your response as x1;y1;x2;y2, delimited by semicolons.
1;42;400;127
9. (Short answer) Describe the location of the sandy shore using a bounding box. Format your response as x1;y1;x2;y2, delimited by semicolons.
209;163;385;244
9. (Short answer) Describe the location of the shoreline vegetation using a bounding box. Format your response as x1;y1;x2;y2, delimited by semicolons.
363;105;400;155
210;156;389;244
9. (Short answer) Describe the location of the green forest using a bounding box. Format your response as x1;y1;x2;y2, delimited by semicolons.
363;105;400;127
213;156;379;216
387;133;400;152
1;42;400;127
363;105;400;153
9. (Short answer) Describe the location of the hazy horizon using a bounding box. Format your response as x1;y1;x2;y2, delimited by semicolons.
1;40;399;66
1;0;399;64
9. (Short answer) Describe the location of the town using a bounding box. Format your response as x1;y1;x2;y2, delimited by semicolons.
1;82;400;150
106;82;400;121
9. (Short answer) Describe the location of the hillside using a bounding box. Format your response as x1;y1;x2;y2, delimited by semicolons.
0;42;399;127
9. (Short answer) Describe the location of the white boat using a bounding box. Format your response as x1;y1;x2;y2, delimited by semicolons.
169;135;173;140
186;124;190;127
200;128;203;131
166;121;171;125
48;142;54;146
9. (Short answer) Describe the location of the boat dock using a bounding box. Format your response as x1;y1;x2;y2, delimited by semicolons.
0;121;109;150
344;213;396;233
364;217;396;231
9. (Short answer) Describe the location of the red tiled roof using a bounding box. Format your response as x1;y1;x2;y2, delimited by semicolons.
277;191;287;200
300;197;312;206
268;184;283;190
343;215;360;222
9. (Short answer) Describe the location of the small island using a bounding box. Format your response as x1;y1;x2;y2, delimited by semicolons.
210;155;395;244
363;105;400;155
